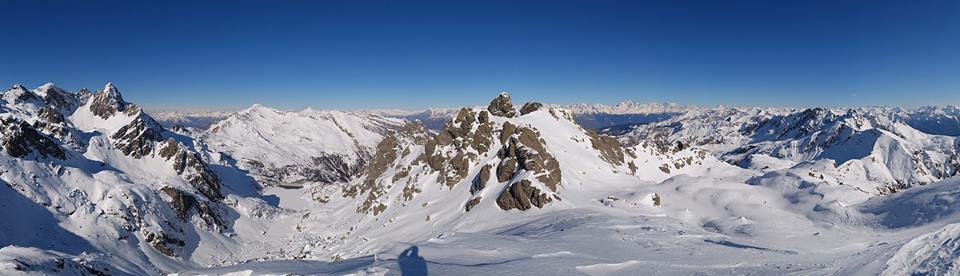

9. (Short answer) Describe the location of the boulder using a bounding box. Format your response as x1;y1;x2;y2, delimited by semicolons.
496;179;552;210
520;102;543;115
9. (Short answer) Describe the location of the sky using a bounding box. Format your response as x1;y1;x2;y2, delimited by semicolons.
1;0;959;110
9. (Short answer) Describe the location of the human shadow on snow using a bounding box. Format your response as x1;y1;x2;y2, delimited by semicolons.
398;246;428;276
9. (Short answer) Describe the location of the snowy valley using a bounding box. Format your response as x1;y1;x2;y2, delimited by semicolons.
2;83;960;275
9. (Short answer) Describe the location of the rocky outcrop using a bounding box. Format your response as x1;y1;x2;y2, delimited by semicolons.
423;108;490;187
587;130;625;166
144;230;185;258
520;102;543;115
497;126;561;191
496;179;552;211
465;196;482;212
1;118;65;159
158;140;223;200
88;83;141;119
496;158;518;182
159;186;221;227
111;115;163;158
36;84;76;109
347;122;431;215
471;164;491;194
487;92;517;117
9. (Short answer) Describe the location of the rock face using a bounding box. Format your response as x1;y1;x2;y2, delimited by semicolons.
158;140;224;200
159;186;221;227
88;83;132;119
496;126;561;191
471;164;491;194
345;122;431;215
111;115;163;158
1;118;65;159
587;130;625;166
496;179;552;211
520;102;543;115
487;92;517;117
423;108;491;187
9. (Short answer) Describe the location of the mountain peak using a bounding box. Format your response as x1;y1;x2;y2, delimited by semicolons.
8;84;29;92
88;82;131;119
103;82;120;96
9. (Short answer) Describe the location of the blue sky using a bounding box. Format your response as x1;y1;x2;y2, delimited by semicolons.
1;0;958;110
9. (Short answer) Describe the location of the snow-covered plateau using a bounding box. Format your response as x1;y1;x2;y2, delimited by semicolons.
2;83;960;275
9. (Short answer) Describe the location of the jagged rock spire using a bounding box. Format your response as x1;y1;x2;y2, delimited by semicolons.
487;92;517;117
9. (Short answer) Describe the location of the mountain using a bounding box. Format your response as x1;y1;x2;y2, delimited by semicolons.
198;105;404;187
621;106;960;195
0;83;239;274
364;108;460;130
146;109;233;130
4;84;960;275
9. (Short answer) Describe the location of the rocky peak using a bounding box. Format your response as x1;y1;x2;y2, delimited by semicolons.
4;84;40;103
89;82;132;119
487;92;517;117
8;84;28;92
35;83;75;109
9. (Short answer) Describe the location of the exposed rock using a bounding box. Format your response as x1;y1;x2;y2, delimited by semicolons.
496;179;552;211
496;126;562;191
111;115;163;158
587;130;625;166
1;118;65;159
487;92;517;117
465;196;482;212
478;110;490;124
500;121;517;144
36;84;75;109
348;122;430;215
472;164;492;194
496;158;518;182
159;186;222;227
144;231;185;257
88;83;130;119
422;110;483;187
472;122;494;153
520;102;543;115
160;186;195;219
158;140;223;200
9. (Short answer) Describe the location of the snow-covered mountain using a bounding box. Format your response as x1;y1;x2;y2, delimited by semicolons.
146;109;233;130
199;105;404;187
4;84;960;275
620;106;960;195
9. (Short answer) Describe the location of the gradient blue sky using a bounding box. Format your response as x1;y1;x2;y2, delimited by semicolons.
2;0;959;110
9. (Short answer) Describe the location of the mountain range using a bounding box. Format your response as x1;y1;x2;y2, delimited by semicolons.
2;83;960;275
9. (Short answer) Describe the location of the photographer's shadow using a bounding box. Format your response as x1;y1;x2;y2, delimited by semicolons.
398;245;428;276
